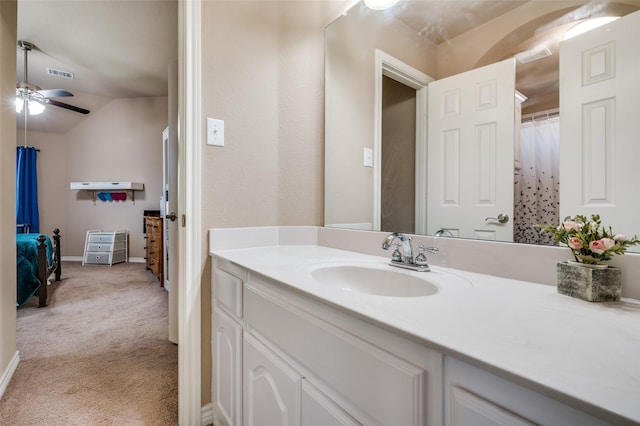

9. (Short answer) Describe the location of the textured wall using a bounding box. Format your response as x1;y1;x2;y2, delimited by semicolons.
63;97;167;258
324;2;437;227
16;97;167;259
0;0;17;396
200;0;346;406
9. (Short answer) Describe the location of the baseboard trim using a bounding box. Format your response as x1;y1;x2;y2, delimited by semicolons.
201;402;214;425
0;351;20;400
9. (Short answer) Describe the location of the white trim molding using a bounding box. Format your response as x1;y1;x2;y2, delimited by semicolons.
372;49;433;233
0;351;19;400
179;0;203;424
201;402;214;425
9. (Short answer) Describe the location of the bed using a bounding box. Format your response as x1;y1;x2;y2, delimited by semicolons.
16;229;62;307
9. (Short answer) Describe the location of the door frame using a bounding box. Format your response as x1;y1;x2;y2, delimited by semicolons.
179;0;203;424
373;49;432;233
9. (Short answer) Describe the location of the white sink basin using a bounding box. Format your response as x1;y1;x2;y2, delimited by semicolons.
310;264;440;297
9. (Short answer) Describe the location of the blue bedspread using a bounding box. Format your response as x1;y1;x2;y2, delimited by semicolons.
16;233;53;306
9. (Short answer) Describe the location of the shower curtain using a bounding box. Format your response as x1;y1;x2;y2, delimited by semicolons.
514;115;559;245
16;146;39;233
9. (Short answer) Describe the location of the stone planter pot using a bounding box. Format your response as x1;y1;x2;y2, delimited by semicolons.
556;261;621;302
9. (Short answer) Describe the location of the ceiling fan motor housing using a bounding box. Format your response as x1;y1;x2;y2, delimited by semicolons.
16;40;90;115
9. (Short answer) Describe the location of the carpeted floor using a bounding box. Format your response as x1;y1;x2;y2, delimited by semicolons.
0;261;178;425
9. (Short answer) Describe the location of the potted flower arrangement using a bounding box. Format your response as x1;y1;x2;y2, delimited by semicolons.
539;214;640;265
539;214;640;302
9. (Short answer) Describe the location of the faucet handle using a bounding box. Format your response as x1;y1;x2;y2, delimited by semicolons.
414;248;428;266
414;245;438;267
423;246;439;254
391;242;402;262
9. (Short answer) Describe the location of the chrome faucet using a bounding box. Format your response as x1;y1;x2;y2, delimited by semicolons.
382;232;414;264
382;233;438;272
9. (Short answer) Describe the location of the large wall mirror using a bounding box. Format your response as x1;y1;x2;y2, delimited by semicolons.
325;0;640;251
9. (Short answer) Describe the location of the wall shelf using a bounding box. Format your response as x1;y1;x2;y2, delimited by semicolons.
70;181;144;205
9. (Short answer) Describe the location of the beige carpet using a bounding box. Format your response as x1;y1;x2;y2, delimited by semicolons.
0;261;178;425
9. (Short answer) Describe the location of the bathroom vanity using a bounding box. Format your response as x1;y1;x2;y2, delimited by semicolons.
210;228;640;426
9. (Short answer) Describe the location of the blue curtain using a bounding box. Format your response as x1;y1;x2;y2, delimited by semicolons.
16;146;39;233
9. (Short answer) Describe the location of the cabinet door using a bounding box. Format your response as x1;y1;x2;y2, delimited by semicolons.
448;385;534;426
243;333;302;426
214;308;242;426
445;357;610;426
301;379;361;426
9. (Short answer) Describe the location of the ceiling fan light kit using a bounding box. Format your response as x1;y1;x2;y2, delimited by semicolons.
16;40;90;116
16;98;44;115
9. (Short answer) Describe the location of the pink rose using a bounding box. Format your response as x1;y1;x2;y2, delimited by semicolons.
589;238;615;254
562;220;581;232
567;237;583;250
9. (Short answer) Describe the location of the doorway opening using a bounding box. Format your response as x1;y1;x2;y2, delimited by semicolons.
373;49;433;234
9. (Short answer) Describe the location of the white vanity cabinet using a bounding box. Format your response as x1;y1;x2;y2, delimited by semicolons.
212;257;442;426
212;252;619;426
212;259;246;426
243;332;302;425
444;357;610;426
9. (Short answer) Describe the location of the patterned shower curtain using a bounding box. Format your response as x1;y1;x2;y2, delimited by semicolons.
514;115;560;245
16;146;39;233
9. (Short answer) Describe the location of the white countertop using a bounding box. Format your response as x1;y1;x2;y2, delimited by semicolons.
211;244;640;424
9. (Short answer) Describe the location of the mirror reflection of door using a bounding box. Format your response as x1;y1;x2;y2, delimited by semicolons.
381;76;416;234
560;10;640;244
427;58;516;241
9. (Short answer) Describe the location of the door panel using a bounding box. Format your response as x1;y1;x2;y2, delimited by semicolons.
427;59;516;241
559;10;640;240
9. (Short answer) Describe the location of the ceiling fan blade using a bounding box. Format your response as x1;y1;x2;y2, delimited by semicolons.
36;89;73;98
46;99;90;115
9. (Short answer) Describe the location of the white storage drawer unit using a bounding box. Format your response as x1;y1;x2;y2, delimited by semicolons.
83;230;128;266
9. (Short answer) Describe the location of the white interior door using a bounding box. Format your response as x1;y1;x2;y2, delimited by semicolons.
559;11;640;240
427;58;516;241
166;62;179;345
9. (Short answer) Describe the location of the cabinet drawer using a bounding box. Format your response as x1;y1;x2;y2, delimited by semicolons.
214;269;243;319
87;241;125;252
146;220;162;233
147;246;161;259
84;252;112;264
87;242;113;252
88;233;115;243
146;235;161;247
148;259;162;275
148;238;162;249
444;357;610;426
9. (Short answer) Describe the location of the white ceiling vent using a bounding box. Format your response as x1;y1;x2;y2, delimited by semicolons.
514;45;552;64
46;67;74;79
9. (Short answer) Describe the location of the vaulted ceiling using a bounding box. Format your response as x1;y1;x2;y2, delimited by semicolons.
16;0;178;133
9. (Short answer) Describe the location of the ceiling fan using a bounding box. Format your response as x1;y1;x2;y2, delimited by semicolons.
16;40;90;115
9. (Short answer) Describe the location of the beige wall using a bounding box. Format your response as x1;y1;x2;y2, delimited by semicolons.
200;0;346;406
0;0;17;394
16;130;68;238
19;97;168;260
324;2;437;227
64;97;167;258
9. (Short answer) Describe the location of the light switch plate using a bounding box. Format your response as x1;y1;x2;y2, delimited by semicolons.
363;147;373;167
207;118;225;147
